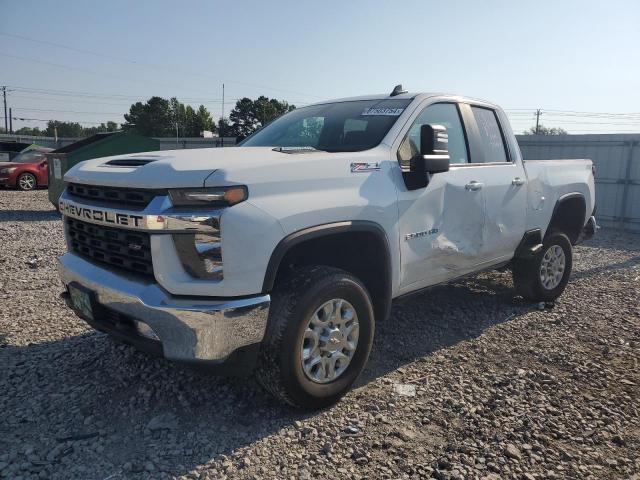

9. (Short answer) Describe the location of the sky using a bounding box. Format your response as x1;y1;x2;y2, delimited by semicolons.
1;0;640;134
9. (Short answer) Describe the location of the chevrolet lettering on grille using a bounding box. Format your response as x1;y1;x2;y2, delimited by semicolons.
59;199;144;228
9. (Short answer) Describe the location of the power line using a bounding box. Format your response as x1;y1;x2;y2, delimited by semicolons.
9;94;134;106
0;31;325;100
11;85;230;102
544;108;640;117
13;107;124;115
11;116;117;125
8;86;310;106
506;108;640;119
0;52;228;97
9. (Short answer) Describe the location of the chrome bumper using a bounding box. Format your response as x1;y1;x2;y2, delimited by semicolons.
58;253;270;363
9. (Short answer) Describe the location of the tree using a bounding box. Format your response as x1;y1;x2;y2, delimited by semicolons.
105;121;119;132
193;105;215;135
124;96;214;137
228;96;295;140
123;96;173;136
522;124;568;135
45;120;83;137
83;121;119;136
217;118;231;137
15;126;44;136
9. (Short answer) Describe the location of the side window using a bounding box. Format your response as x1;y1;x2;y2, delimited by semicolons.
470;106;509;163
397;103;468;168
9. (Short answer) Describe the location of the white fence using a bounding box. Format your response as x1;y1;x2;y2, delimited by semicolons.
516;134;640;232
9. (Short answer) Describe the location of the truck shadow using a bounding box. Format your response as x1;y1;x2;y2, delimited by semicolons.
2;270;532;479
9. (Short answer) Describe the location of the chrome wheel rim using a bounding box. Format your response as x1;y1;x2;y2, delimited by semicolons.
540;245;565;290
301;299;359;384
19;175;35;190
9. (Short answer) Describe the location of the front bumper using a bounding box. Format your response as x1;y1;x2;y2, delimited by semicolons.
58;253;270;369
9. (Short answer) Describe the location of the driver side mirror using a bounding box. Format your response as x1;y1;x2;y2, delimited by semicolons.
410;124;450;174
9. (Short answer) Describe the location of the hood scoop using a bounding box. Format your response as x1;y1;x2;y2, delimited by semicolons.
103;157;160;167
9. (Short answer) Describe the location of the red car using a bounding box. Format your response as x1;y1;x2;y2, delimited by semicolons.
0;148;53;190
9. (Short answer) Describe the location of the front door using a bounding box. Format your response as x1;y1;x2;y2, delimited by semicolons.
396;102;488;292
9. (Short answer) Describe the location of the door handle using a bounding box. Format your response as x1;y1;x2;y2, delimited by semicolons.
465;181;484;191
512;177;525;186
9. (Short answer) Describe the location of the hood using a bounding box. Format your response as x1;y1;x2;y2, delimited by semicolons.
62;146;385;189
62;147;328;188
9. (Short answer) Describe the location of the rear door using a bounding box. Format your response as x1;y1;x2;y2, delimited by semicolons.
458;103;528;262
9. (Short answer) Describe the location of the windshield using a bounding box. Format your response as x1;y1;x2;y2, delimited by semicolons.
12;151;48;163
241;98;413;152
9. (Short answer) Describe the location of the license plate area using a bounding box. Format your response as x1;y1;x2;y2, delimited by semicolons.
68;283;94;321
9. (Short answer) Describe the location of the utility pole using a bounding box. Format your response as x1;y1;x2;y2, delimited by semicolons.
2;86;7;132
220;83;225;144
9;107;12;133
535;109;542;135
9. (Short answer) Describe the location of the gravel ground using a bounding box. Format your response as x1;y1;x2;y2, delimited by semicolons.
1;189;639;480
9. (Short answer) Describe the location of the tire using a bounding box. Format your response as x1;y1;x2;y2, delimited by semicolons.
17;173;37;191
256;265;375;409
513;232;573;302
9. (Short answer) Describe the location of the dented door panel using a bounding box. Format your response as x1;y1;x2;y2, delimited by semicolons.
453;163;528;262
397;168;487;289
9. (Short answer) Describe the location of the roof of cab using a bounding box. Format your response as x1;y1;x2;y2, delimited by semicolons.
306;92;501;110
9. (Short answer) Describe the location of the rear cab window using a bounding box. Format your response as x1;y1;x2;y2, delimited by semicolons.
469;106;510;163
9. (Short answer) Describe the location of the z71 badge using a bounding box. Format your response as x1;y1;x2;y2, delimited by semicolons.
350;162;380;173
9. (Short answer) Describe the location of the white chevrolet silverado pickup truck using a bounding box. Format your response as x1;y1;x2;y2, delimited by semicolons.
57;87;597;408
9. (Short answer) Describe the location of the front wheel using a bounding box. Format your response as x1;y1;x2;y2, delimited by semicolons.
513;232;573;302
17;173;37;191
256;265;375;409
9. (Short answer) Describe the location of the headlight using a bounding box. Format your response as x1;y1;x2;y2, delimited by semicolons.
168;186;248;207
0;167;17;174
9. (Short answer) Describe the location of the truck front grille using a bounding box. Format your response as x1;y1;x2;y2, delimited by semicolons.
67;183;163;210
65;218;153;278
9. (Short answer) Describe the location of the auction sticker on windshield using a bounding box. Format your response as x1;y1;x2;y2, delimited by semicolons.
361;107;405;116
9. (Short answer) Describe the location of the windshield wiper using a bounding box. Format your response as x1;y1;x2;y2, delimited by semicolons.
272;146;325;154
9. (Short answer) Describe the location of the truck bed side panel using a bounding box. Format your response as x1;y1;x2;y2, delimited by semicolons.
523;159;595;236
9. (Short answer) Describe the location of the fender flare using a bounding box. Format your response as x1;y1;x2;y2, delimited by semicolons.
262;221;393;321
547;192;587;243
262;220;392;292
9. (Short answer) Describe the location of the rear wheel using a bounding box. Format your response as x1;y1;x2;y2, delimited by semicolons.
256;265;374;409
513;232;573;302
17;173;36;191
